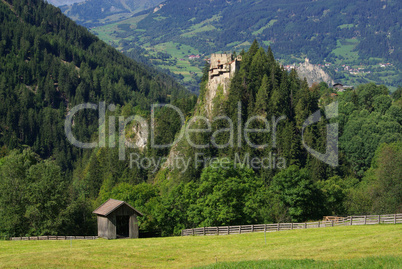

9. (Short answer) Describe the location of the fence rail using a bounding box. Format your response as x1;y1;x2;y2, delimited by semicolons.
10;235;98;241
181;213;402;236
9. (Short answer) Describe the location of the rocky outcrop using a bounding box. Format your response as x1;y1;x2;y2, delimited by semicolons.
126;120;148;150
161;53;239;172
204;53;241;117
296;58;334;87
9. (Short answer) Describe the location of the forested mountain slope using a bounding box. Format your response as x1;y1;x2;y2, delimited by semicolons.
151;42;402;234
89;0;402;91
123;0;402;64
0;0;195;237
60;0;164;26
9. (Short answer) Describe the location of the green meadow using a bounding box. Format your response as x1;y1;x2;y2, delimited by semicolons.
197;256;402;269
332;38;360;63
0;225;400;268
252;19;278;35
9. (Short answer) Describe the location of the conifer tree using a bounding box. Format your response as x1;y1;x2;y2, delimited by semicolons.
267;46;275;65
249;47;268;91
254;74;270;117
240;39;260;75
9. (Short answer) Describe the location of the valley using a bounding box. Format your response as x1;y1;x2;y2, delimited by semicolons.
80;0;402;93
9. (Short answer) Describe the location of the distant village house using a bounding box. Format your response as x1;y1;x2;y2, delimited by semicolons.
333;83;353;92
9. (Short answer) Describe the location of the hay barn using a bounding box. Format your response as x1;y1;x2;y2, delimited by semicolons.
93;199;143;239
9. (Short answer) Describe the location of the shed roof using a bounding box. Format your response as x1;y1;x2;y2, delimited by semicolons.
93;198;144;217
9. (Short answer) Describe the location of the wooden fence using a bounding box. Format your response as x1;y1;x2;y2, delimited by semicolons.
181;213;402;236
10;235;98;241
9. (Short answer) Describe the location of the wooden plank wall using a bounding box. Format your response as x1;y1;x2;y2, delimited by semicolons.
181;213;402;236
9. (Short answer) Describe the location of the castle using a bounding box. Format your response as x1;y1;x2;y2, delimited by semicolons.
203;53;242;116
208;53;242;91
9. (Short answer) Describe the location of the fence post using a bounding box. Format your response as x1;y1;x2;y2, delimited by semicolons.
217;227;219;235
304;223;307;229
291;223;293;230
264;224;267;233
350;216;353;226
332;220;334;227
364;215;367;225
227;226;229;235
203;227;205;236
378;215;381;224
192;228;195;236
277;223;280;231
394;214;397;224
318;221;320;228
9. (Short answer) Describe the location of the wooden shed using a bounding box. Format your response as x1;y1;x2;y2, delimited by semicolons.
93;199;143;239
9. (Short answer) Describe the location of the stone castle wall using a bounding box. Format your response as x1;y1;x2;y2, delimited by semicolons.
205;53;241;116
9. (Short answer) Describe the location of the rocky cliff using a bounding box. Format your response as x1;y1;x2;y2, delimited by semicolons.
296;58;334;87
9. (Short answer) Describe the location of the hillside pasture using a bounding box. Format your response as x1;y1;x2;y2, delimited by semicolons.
0;225;401;268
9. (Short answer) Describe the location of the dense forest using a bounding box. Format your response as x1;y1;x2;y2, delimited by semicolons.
60;0;164;26
0;0;195;237
0;0;401;238
151;42;402;234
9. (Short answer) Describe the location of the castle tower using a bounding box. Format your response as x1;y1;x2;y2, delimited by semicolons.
208;53;241;81
204;53;242;116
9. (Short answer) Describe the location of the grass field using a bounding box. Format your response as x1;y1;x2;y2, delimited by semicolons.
181;25;216;37
147;42;202;82
197;256;402;268
332;38;360;63
0;225;401;268
91;14;147;45
338;24;355;29
252;19;278;36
